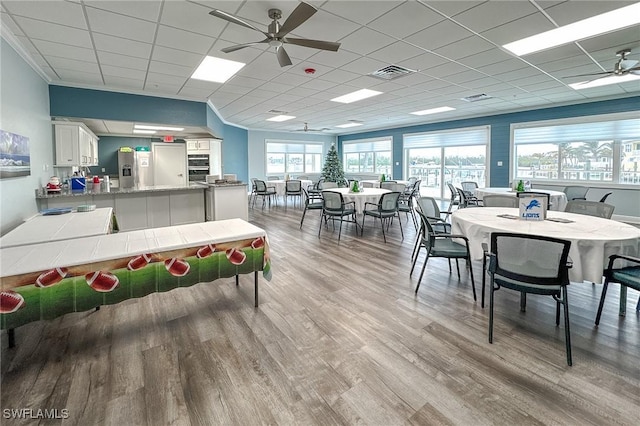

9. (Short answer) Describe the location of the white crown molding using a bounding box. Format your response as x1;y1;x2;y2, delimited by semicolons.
206;99;247;131
1;26;51;84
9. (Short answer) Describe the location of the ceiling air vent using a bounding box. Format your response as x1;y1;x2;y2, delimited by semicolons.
268;109;288;114
369;65;416;80
461;93;493;102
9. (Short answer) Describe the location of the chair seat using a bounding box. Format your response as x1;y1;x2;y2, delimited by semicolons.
429;239;470;258
326;207;355;216
363;210;396;219
494;275;562;294
611;267;640;290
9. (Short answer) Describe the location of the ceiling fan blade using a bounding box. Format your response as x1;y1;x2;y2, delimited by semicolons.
620;59;639;69
276;46;292;67
222;40;269;53
209;10;267;36
285;38;340;52
563;71;613;78
276;2;317;38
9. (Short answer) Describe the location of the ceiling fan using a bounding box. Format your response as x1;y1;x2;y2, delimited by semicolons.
209;1;340;67
296;122;330;132
565;48;640;80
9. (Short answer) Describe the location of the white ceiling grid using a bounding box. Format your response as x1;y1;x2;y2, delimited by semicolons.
0;0;638;136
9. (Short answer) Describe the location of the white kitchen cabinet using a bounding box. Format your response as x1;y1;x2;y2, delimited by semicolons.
54;122;99;166
186;139;210;152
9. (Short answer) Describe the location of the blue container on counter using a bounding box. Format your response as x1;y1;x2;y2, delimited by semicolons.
70;177;86;190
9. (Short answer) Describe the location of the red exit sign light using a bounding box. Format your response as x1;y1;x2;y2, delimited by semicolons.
163;135;174;142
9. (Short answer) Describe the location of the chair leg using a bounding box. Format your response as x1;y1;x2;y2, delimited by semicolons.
361;215;367;236
415;253;430;293
595;279;610;325
520;292;527;312
397;213;404;240
318;212;324;237
481;255;487;308
338;217;344;241
489;279;495;343
300;208;307;229
410;246;420;276
467;255;476;301
455;259;461;279
562;286;572;366
380;217;386;243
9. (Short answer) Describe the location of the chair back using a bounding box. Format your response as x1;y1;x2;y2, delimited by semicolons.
286;180;302;192
408;177;418;184
461;181;478;195
377;191;401;213
563;186;589;200
255;179;267;192
321;191;344;212
457;187;476;207
415;196;442;219
482;194;518;208
380;181;397;190
446;183;459;203
390;183;406;192
302;188;322;207
322;182;338;189
490;233;571;287
598;192;612;203
267;176;280;181
516;191;550;203
564;200;614;219
361;181;375;188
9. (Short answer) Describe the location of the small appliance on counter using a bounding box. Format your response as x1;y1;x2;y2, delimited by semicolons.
70;176;86;191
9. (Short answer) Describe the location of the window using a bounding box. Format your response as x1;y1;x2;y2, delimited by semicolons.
512;113;640;185
404;126;489;199
266;141;323;175
343;138;392;175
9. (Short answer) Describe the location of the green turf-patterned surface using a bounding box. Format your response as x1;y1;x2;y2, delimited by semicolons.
1;240;270;330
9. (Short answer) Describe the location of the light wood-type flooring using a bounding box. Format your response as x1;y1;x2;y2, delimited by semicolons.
1;202;639;425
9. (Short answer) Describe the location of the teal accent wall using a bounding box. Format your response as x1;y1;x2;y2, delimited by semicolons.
223;126;249;181
0;39;53;234
49;86;206;126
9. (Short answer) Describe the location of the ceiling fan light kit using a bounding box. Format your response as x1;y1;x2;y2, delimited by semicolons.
209;1;340;68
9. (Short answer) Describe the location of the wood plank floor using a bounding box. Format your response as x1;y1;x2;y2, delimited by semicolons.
2;203;639;425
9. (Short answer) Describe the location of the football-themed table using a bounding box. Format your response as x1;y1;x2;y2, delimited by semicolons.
0;219;271;347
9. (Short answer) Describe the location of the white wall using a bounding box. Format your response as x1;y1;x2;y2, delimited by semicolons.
0;38;53;234
247;129;337;180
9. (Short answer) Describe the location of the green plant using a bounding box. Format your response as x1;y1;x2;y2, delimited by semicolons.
321;144;346;185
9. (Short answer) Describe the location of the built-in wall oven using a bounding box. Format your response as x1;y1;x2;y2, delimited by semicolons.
187;154;210;183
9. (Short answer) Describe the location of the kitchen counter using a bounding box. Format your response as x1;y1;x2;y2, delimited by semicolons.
36;185;205;232
36;183;205;199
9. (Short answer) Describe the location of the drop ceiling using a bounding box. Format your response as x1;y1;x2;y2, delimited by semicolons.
2;0;639;137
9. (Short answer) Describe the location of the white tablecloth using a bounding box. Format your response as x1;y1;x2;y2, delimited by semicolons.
0;208;113;248
270;180;313;197
451;207;640;283
474;187;568;211
360;180;409;188
325;188;390;214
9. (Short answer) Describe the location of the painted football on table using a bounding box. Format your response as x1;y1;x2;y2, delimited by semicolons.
226;248;246;265
127;253;153;271
251;237;265;249
85;271;120;292
35;267;68;288
196;244;216;258
0;290;25;314
164;258;190;277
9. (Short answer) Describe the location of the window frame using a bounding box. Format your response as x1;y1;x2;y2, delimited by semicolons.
342;137;393;175
265;139;324;176
510;111;640;188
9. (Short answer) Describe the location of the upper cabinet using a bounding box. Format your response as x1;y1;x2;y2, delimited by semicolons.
54;122;100;167
186;139;210;153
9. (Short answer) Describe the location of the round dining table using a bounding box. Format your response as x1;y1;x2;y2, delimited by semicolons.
325;187;390;214
360;179;409;188
451;207;640;284
474;187;568;211
269;179;313;198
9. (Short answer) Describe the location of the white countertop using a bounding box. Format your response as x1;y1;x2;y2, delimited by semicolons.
0;208;113;248
0;219;266;278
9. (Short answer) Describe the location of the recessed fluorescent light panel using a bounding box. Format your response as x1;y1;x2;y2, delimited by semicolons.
134;125;184;131
335;122;364;128
266;115;296;122
331;89;382;104
569;74;640;90
133;129;156;134
191;56;245;83
503;3;640;56
410;106;455;116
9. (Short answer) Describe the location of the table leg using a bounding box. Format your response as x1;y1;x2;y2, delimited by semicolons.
254;271;259;307
8;328;15;348
235;274;239;287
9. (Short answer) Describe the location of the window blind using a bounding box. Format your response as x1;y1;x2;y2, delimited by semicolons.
514;118;640;145
343;137;391;153
404;126;489;148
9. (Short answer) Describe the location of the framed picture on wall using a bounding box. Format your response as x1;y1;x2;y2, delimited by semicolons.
0;129;30;179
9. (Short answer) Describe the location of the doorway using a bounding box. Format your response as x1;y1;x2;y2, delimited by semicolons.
152;143;187;186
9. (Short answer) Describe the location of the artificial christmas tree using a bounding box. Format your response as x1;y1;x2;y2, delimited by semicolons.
321;144;346;186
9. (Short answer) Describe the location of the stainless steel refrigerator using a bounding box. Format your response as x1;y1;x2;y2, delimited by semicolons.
118;146;153;188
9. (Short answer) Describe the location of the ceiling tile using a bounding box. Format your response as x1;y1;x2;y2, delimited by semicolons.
152;45;203;69
434;36;496;63
155;25;214;54
305;49;360;68
368;41;429;65
55;68;103;85
368;2;444;39
340;56;387;75
450;1;538;33
405;20;474;51
83;1;162;21
145;72;188;87
148;60;193;78
103;75;144;91
96;51;149;71
47;56;99;73
481;13;555;46
2;0;87;29
160;1;222;37
544;1;635;25
339;27;396;56
320;1;403;25
86;7;157;44
31;39;96;63
101;65;146;80
12;16;93;48
93;33;152;59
